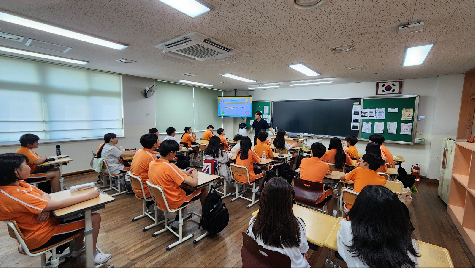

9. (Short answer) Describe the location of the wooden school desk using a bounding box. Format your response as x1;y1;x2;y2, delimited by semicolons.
252;204;454;267
38;156;73;190
230;153;274;165
195;172;220;189
50;188;115;268
196;139;209;145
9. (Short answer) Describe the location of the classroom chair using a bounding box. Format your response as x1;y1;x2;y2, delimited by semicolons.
5;220;80;268
274;148;289;154
384;179;403;194
339;188;359;216
128;172;164;232
147;181;202;251
241;232;291;268
99;159;126;197
230;164;259;208
25;173;49;189
293;177;332;214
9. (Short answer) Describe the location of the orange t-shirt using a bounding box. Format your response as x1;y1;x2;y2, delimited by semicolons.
345;146;359;159
321;149;353;166
235;149;263;183
16;146;42;173
380;145;394;168
219;134;229;151
148;159;199;210
181;133;196;148
345;167;387;193
0;181;83;249
300;157;329;183
130;148;158;198
253;140;274;159
202;130;213;140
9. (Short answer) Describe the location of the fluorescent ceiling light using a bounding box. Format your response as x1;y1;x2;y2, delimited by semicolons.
289;63;320;76
0;46;87;65
220;73;256;83
159;0;210;18
179;79;213;87
290;81;332;86
0;12;127;50
248;85;280;89
403;43;434;66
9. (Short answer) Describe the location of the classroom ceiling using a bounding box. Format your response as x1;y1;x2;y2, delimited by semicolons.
0;0;474;91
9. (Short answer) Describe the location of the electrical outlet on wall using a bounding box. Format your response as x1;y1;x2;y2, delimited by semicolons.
416;129;422;135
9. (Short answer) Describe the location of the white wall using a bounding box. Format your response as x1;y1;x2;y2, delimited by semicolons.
244;75;464;178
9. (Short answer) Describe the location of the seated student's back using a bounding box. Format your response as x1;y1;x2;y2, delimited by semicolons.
130;133;159;198
253;131;274;159
344;153;386;193
369;134;394;168
366;142;387;173
344;135;359;159
235;137;263;183
337;185;418;268
300;142;329;183
321;137;352;169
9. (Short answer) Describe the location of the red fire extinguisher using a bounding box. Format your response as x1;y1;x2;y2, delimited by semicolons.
412;164;420;181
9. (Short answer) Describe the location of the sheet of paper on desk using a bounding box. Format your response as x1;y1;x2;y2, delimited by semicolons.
387;122;397;134
374;122;384;133
401;123;412;135
362;122;372;133
375;108;385;119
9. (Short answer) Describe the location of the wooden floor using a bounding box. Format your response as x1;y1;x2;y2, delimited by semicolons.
1;173;475;267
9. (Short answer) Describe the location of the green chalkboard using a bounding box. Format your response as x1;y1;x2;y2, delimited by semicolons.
361;96;418;143
246;101;271;129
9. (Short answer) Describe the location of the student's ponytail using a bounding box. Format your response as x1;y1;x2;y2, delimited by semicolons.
329;137;345;169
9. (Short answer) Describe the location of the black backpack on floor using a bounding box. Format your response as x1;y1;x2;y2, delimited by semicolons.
199;186;229;236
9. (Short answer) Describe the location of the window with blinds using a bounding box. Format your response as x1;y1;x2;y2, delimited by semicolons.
0;56;123;144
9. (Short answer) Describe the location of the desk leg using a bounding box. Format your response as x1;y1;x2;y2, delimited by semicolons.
85;210;94;268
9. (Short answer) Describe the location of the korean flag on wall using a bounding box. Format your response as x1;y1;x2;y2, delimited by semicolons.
376;81;402;95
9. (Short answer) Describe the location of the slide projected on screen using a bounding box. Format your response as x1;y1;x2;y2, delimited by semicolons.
218;97;252;117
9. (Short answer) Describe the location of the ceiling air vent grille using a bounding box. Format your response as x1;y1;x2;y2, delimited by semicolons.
156;32;237;61
0;31;24;42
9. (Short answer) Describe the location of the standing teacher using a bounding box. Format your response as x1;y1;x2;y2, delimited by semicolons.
248;111;275;146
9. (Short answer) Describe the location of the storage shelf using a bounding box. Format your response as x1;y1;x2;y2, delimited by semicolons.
453;174;469;188
448;205;464;224
457;142;475;151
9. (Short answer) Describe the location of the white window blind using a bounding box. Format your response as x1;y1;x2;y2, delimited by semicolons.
194;87;222;131
154;81;194;133
0;56;123;143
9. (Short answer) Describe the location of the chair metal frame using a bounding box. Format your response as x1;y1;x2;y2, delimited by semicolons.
5;220;79;268
147;181;201;251
128;172;163;231
100;159;126;197
338;188;359;217
230;164;259;208
204;158;233;198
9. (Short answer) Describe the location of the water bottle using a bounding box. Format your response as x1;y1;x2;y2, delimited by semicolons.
56;144;61;156
262;151;266;159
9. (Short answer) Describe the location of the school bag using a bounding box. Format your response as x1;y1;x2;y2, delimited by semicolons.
199;186;229;236
397;166;416;188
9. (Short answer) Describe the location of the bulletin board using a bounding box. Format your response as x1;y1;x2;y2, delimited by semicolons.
246;101;271;129
360;96;419;144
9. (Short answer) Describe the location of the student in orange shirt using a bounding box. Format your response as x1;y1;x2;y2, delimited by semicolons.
299;142;333;211
253;131;274;159
201;125;214;140
273;129;295;153
15;134;61;193
344;135;359;160
235;137;265;191
130;133;159;209
366;142;387;173
0;153;111;265
148;128;161;148
217;128;229;151
321;137;353;169
148;140;208;211
369;134;394;168
180;127;196;148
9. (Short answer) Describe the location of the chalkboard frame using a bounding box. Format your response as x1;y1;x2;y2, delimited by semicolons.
360;95;419;145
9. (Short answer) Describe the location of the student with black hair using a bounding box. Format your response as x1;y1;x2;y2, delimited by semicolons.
337;185;419;268
203;136;231;180
148;140;208;211
97;133;136;175
248;111;275;146
342;153;386;193
235;136;265;191
369;134;395;168
248;177;310;268
273;129;295;153
163;127;177;142
15;133;61;192
0;153;111;265
217;128;229;151
202;125;214;140
149;127;161;147
181;127;196;148
254;130;274;159
321;137;353;169
230;134;243;154
366;142;387;173
344;135;359;159
130;133;159;204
